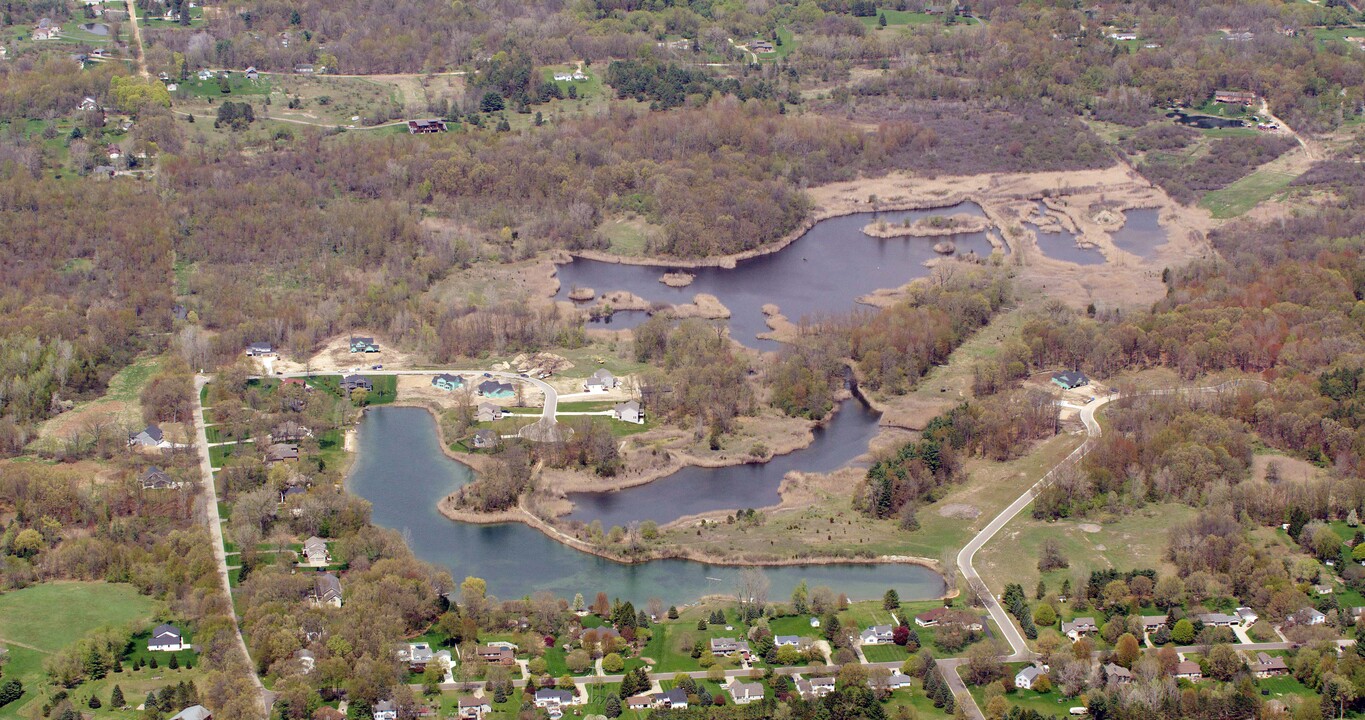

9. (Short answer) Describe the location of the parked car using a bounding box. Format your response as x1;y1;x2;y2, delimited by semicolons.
371;364;382;370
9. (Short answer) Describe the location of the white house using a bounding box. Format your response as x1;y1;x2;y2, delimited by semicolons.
457;697;491;719
533;689;578;709
584;368;616;393
1235;607;1259;626
130;424;171;449
730;681;764;705
1061;617;1098;640
796;677;836;699
612;400;644;424
302;537;330;565
372;700;397;720
1015;665;1045;690
859;625;895;645
148;623;188;651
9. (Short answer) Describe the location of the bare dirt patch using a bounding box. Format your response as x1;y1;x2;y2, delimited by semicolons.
937;503;981;520
1078;523;1102;533
270;333;421;374
660;272;695;288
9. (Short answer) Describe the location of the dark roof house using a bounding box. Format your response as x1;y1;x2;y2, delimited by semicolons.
1051;370;1088;390
140;466;175;490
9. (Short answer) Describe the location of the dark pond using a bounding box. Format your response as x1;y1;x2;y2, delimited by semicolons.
1167;111;1245;130
1109;209;1166;260
80;23;110;35
565;396;882;528
347;407;945;605
1027;204;1104;266
558;203;998;350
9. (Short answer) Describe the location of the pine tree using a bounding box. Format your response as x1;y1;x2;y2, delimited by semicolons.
604;694;622;718
168;654;179;670
112;685;125;708
883;589;900;611
145;691;159;712
89;694;103;709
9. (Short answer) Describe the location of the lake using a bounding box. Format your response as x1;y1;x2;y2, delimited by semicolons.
557;203;998;350
80;23;110;35
347;407;946;605
1028;204;1104;266
565;396;882;527
1110;209;1166;259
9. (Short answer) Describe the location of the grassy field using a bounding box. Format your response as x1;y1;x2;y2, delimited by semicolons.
862;644;912;662
1200;170;1297;218
965;664;1085;716
32;354;163;450
596;215;663;257
975;502;1195;597
0;582;160;718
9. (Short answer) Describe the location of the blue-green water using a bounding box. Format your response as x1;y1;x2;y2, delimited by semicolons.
347;407;946;606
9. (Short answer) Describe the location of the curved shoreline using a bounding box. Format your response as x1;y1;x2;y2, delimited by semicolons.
566;194;979;269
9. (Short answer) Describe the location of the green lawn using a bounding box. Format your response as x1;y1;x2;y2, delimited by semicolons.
965;664;1084;717
209;439;253;468
177;73;272;98
596;215;660;257
1199;170;1297;218
863;644;912;662
858;9;942;27
0;582;159;718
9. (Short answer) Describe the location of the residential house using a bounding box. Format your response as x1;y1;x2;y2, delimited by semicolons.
314;708;345;720
533;689;577;709
294;649;315;673
1198;612;1238;627
612;400;644;424
810;617;821;628
1291;607;1327;626
80;96;100;111
302;537;330;565
1015;666;1046;690
774;635;811;648
294;64;315;74
914;607;983;630
1224;31;1255;42
198;69;215;80
1235;607;1259;625
477;380;515;398
1061;617;1098;640
730;682;764;704
281;485;306;503
349;336;380;353
710;638;751;658
372;700;396;720
1103;663;1133;685
553;72;574;81
172;304;189;321
265;443;300;464
1051;370;1089;390
471;429;499;449
652;689;688;709
32;26;59;40
407;642;434;672
1140;615;1168;632
341;375;373;393
432;374;465;391
168;707;212;720
92;165;118;179
860;625;895;645
107;145;123;160
477;645;515;665
270;421;310;443
1174;661;1202;681
625;696;653;710
149;623;188;651
584;369;616;393
1107;31;1138;41
130;424;169;449
884;672;913;690
1214;90;1258;106
407;119;448;134
476;402;503;423
245;66;258;79
312;573;343;607
1251;652;1288;678
140;466;176;490
457;697;491;719
752;40;775;52
796;677;836;699
246;342;275;356
282;378;312;391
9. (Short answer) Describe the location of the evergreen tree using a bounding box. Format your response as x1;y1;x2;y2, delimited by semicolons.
883;589;900;611
111;685;125;708
168;654;179;670
878;12;888;27
604;694;622;718
89;694;103;709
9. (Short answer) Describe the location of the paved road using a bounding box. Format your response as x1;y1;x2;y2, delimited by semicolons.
192;375;269;714
956;393;1115;664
